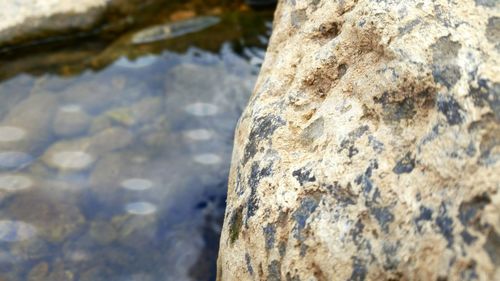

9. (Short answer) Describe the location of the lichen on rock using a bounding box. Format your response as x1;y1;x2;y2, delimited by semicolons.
217;0;500;280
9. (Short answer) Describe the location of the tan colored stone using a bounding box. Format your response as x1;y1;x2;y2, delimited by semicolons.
218;0;500;280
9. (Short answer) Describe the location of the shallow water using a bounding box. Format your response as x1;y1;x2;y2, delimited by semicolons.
0;4;272;281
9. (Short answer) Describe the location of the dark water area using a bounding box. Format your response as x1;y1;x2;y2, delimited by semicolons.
0;2;272;280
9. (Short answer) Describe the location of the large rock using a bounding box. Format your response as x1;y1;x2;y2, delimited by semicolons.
0;0;166;48
0;0;108;47
217;1;499;280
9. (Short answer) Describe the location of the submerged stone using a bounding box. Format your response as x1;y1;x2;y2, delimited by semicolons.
0;126;26;142
48;151;95;171
0;220;37;242
52;104;91;137
0;151;33;169
0;174;32;191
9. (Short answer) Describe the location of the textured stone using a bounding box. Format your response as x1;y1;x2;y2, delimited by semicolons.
218;0;500;280
0;0;108;47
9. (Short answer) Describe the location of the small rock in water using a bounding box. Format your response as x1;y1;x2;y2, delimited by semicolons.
183;129;214;141
0;126;26;142
0;151;33;169
52;104;91;137
193;153;222;165
184;102;219;116
89;127;133;154
125;201;157;215
49;151;94;171
120;178;153;191
0;174;32;191
132;16;220;44
0;220;37;242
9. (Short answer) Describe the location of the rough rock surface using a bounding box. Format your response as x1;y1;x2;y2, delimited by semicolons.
217;0;499;280
0;0;162;48
0;0;109;46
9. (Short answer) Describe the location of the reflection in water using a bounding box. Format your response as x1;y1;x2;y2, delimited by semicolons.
125;202;158;215
132;16;221;45
121;178;154;191
193;153;223;165
184;102;220;117
183;129;214;141
115;55;158;69
0;16;271;281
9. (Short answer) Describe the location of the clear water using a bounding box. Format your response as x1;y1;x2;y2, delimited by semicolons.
0;5;272;281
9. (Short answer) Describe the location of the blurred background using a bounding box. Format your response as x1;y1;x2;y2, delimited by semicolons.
0;0;275;280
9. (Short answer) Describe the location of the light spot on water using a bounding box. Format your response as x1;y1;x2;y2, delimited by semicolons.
68;250;90;262
121;178;153;191
0;151;33;169
183;129;214;141
50;151;94;170
0;174;32;191
59;104;84;113
0;126;26;142
125;201;157;215
115;55;157;69
0;220;37;242
193;153;222;165
184;103;219;116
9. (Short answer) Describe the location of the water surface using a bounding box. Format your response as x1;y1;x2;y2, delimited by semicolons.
0;3;272;280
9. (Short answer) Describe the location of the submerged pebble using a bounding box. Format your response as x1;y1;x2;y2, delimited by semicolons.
0;126;26;142
0;174;32;191
0;151;33;169
49;151;94;171
193;153;222;165
125;202;157;215
184;102;219;116
120;178;153;191
0;220;37;242
52;104;91;137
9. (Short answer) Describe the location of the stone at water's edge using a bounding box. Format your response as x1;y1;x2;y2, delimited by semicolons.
0;0;109;46
218;0;499;280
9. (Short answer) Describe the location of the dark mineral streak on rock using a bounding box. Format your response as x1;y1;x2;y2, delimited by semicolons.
292;167;316;185
392;152;415;174
229;206;244;245
263;223;276;250
245;253;254;275
293;196;319;241
268;260;282;281
437;96;464;125
414;205;433;232
243;115;285;165
348;257;367;281
436;203;454;247
246;161;273;224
